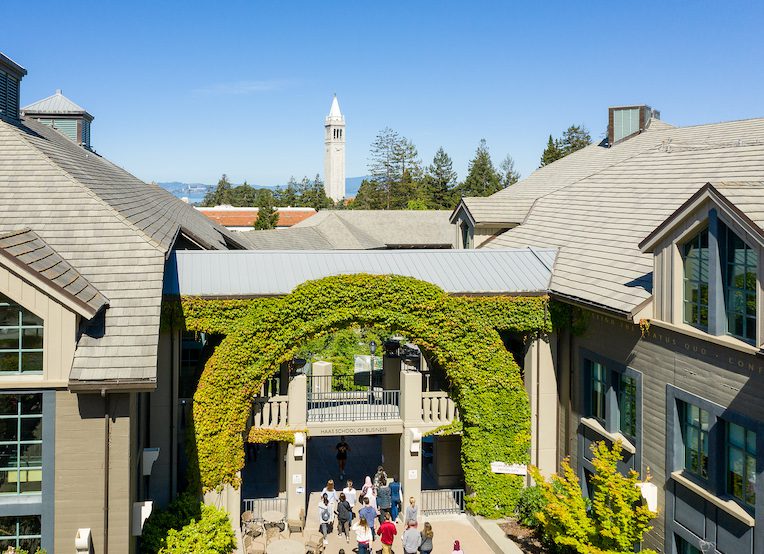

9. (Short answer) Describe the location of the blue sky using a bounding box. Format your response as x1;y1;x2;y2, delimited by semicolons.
5;1;764;187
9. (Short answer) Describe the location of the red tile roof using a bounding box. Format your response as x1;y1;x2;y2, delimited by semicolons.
196;207;317;228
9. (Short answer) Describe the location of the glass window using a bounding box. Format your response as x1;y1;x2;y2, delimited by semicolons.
721;223;758;343
0;295;43;374
0;394;43;495
676;535;701;554
679;401;709;480
726;421;756;507
588;360;607;422
618;374;637;439
180;333;208;399
0;515;41;551
682;229;710;330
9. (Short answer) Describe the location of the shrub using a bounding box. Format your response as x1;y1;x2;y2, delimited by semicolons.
140;493;203;553
516;485;547;528
159;504;236;554
529;441;658;554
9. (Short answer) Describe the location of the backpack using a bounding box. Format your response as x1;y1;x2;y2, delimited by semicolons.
321;507;330;522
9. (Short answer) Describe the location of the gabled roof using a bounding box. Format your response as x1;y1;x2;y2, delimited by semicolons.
450;197;518;227
0;228;108;318
640;182;764;253
484;117;764;315
0;115;242;387
164;248;557;297
22;90;94;120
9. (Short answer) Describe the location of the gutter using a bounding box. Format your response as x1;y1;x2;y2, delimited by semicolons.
68;379;157;393
549;291;633;320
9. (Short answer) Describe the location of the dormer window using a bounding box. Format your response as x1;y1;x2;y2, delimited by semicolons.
682;228;709;330
679;214;758;344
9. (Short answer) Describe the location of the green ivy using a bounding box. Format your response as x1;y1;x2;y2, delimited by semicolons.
171;274;552;517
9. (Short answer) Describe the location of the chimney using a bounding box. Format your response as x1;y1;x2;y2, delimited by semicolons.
0;52;27;122
607;105;660;146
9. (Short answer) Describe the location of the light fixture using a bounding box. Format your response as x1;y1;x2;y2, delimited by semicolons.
294;432;306;458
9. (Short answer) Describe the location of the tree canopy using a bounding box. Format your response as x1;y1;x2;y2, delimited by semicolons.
457;139;502;197
540;125;592;167
253;195;279;230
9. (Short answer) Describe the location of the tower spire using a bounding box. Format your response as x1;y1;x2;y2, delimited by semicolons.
324;94;346;202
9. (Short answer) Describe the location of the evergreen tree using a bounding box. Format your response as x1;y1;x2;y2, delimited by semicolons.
458;139;501;197
425;147;458;208
367;128;422;209
499;154;521;188
540;125;593;167
253;193;279;230
275;177;299;206
202;174;233;206
351;179;385;209
560;124;592;155
298;174;334;210
540;135;564;167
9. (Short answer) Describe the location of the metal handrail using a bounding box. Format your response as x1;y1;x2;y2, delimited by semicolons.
421;489;465;515
307;390;401;422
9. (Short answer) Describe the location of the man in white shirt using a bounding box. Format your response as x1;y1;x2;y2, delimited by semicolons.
343;479;358;514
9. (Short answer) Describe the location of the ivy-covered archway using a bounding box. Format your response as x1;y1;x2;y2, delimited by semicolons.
174;274;550;517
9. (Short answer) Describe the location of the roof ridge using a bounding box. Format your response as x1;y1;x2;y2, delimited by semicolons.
6;120;168;252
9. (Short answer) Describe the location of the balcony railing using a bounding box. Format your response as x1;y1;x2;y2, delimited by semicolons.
241;497;287;520
421;391;459;425
250;395;289;429
307;374;399;422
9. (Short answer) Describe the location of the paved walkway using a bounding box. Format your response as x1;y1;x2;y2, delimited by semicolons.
306;501;493;554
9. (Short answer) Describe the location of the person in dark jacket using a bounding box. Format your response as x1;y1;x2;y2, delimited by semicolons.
376;484;392;525
389;475;402;522
336;492;353;543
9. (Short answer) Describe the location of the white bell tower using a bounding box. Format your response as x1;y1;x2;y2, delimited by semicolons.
324;95;346;202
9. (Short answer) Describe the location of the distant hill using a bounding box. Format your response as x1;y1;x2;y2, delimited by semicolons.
158;176;369;203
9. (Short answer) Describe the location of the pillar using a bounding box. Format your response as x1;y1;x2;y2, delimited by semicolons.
311;361;333;392
400;431;421;516
203;478;241;539
286;375;307;520
400;370;423;510
525;335;558;478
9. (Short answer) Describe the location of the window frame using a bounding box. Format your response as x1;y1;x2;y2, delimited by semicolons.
681;227;710;331
675;210;760;346
0;295;44;375
725;420;757;508
668;386;763;515
678;400;710;482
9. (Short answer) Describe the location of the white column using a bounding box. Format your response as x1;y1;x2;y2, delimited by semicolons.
399;370;422;514
525;335;558;478
286;375;307;520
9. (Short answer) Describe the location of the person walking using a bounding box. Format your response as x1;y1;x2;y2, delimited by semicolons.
420;521;434;554
336;436;350;479
373;465;388;487
401;521;422;554
389;475;402;522
321;479;338;531
337;492;353;543
367;485;379;518
376;483;392;525
376;512;397;554
404;496;418;525
361;475;373;496
358;496;378;541
318;493;332;546
452;539;465;554
342;479;357;515
351;517;373;554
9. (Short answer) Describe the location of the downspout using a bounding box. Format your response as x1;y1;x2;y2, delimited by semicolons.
102;388;110;554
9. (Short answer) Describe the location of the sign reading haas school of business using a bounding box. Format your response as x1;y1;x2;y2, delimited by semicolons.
490;462;527;475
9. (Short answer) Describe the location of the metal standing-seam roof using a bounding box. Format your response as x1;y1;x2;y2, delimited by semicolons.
164;248;557;297
22;90;94;120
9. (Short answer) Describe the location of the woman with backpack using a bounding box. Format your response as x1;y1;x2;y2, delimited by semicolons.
318;493;332;546
336;492;353;543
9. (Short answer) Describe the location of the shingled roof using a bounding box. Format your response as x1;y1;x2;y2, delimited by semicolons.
483;117;764;316
0;228;108;318
0;115;241;387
